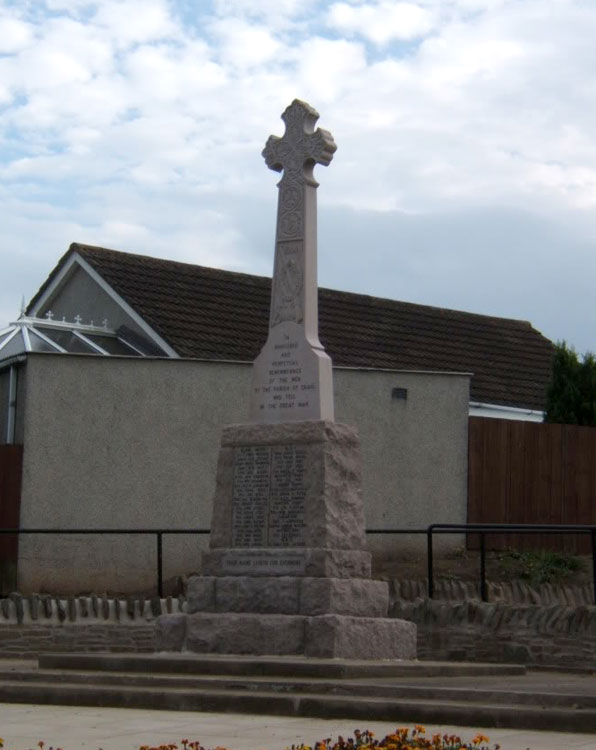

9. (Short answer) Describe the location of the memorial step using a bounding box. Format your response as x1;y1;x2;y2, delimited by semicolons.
2;667;596;710
0;671;595;733
37;652;526;678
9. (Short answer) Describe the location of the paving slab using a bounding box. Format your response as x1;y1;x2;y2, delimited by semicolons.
1;702;596;750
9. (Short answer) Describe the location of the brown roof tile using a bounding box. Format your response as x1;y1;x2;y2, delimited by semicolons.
30;243;554;411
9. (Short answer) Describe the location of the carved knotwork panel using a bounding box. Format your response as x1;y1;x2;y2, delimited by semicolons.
270;240;305;326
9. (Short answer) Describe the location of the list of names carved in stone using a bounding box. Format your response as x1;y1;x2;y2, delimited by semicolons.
268;445;306;546
231;446;270;547
231;444;307;548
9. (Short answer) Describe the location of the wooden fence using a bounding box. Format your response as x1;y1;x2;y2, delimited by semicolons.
468;417;596;553
0;444;23;592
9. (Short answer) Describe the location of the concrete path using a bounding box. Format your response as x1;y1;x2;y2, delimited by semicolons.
1;702;596;750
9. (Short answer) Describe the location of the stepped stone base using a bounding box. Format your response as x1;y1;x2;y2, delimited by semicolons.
156;612;416;660
158;420;417;661
187;575;389;617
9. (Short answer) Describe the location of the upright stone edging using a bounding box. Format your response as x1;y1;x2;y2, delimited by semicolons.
390;578;595;606
0;594;183;625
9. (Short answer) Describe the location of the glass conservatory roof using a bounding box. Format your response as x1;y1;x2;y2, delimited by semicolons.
0;313;147;362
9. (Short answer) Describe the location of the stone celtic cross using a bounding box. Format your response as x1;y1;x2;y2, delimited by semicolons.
249;100;337;423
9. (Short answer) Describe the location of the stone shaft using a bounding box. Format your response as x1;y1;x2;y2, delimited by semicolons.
250;100;336;423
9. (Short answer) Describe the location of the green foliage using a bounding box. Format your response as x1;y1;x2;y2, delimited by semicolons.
497;548;583;586
545;341;596;425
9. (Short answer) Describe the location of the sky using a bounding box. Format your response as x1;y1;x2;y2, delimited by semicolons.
1;0;595;354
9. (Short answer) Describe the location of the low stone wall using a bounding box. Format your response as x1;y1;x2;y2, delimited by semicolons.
0;593;179;656
2;585;596;667
392;597;596;669
0;624;155;657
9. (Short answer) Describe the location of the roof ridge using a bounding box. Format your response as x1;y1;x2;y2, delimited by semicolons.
72;242;544;334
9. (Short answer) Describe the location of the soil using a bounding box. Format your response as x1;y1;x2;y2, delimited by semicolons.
371;549;594;586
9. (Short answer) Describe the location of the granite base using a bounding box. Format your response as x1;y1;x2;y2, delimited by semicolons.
156;612;416;660
187;575;389;617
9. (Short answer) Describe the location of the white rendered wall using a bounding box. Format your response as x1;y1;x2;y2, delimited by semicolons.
17;354;470;593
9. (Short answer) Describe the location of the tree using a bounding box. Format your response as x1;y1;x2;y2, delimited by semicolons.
544;342;596;425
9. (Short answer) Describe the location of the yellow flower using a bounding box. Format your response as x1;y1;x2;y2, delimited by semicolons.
473;735;490;745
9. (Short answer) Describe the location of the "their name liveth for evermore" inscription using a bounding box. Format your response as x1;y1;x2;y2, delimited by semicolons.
232;444;306;547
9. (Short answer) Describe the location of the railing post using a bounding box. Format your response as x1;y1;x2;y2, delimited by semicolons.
427;526;434;599
592;529;596;606
480;531;488;602
157;532;163;598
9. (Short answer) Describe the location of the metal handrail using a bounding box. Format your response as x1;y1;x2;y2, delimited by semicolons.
0;528;210;598
2;524;594;602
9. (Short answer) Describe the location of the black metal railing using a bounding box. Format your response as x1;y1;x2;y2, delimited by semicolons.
2;524;595;603
0;528;210;598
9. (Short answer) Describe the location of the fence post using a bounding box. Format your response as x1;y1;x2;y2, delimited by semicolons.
592;529;596;606
157;532;163;598
427;526;434;598
480;532;488;602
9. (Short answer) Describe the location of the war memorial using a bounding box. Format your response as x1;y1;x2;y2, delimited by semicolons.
156;99;416;659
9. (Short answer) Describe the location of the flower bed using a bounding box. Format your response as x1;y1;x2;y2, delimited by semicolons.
0;727;502;750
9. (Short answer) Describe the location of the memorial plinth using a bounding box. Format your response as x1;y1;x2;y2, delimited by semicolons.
156;100;416;660
158;421;415;658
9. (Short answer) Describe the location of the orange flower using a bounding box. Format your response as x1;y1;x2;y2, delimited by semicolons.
472;735;490;746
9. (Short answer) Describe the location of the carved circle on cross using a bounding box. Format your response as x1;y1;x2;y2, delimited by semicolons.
280;211;302;238
282;185;301;210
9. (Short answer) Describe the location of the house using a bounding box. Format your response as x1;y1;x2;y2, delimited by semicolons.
0;243;554;593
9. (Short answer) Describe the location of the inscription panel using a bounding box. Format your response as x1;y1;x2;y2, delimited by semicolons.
251;321;319;420
231;443;306;548
221;549;307;575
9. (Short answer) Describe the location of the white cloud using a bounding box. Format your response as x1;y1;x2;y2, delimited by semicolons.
208;17;282;68
327;1;436;44
294;37;367;103
93;0;179;47
1;0;596;353
124;42;227;102
0;14;34;53
213;0;319;29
